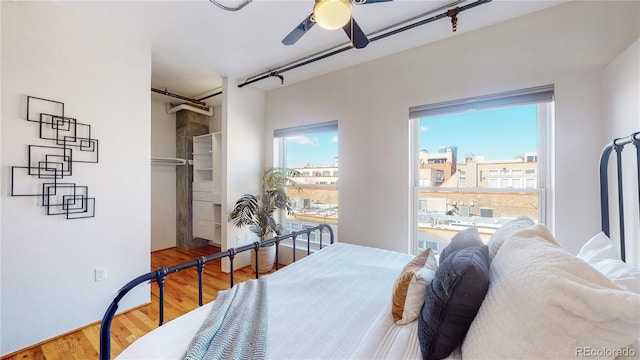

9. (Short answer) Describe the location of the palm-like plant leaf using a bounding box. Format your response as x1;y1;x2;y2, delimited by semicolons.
267;188;295;214
228;194;258;228
256;212;280;238
228;167;303;241
263;167;302;190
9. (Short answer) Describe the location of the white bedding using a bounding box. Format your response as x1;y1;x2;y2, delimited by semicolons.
117;243;422;360
462;225;640;359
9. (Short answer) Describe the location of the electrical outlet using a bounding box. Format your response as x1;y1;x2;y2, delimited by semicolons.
95;267;107;282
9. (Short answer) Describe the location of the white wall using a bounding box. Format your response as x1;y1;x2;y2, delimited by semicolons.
211;104;222;133
265;1;640;255
0;0;3;346
151;100;177;251
1;1;151;355
603;39;640;268
222;78;265;272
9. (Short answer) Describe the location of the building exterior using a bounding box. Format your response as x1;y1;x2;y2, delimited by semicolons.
450;152;538;189
295;165;338;185
416;149;540;254
285;164;339;241
418;147;457;186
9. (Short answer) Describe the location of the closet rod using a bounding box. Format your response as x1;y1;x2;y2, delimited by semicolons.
151;157;187;166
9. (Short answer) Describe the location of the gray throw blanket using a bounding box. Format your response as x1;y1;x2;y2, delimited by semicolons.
181;278;268;360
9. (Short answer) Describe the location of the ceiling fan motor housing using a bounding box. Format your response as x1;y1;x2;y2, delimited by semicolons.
314;0;353;30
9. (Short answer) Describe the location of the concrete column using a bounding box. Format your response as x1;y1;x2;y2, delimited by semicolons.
176;109;209;249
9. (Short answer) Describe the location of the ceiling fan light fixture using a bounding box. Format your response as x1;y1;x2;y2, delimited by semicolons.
313;0;353;30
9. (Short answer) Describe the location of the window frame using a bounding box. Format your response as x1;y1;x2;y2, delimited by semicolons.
409;86;554;255
273;121;339;247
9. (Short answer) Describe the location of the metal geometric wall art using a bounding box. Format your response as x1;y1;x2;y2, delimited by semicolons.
10;96;98;219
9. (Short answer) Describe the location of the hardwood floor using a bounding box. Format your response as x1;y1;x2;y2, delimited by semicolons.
2;245;276;360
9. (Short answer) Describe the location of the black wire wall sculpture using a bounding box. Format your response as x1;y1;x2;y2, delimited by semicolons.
10;96;98;219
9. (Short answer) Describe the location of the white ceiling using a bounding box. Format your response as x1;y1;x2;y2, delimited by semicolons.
55;0;567;106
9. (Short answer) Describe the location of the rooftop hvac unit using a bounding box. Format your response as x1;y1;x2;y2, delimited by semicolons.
459;205;470;217
292;198;311;209
480;207;494;218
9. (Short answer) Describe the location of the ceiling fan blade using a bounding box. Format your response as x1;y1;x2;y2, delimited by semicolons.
342;17;369;49
282;14;315;45
353;0;393;4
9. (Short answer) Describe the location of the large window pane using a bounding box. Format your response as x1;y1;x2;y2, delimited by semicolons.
416;189;541;253
411;94;551;256
274;123;338;243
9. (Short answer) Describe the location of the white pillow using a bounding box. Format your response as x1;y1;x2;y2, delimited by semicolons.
578;232;640;294
391;248;438;325
487;216;535;259
463;224;640;359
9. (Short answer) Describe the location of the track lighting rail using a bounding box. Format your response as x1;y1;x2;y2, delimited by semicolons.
238;0;491;88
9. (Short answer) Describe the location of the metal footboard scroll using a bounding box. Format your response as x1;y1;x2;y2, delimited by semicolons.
99;224;334;360
599;131;640;262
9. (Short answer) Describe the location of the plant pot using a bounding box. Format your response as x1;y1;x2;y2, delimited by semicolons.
250;243;276;274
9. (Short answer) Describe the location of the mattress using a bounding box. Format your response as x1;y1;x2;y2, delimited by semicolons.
116;242;422;359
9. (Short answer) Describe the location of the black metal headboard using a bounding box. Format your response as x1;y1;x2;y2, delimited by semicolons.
599;131;640;262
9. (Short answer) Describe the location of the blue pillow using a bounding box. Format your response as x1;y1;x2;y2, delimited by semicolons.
418;245;490;360
439;226;483;264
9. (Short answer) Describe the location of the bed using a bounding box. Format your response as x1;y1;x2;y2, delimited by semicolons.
100;131;640;360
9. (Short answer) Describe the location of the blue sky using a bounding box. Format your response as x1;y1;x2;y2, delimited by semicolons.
285;132;339;168
419;104;538;161
283;104;537;167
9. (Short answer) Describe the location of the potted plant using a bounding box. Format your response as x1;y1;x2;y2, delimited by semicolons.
228;167;302;273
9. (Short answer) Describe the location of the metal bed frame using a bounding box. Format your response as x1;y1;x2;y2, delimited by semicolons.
599;131;640;263
98;130;639;360
99;224;334;360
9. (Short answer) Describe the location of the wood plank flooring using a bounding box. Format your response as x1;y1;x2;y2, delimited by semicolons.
2;245;276;360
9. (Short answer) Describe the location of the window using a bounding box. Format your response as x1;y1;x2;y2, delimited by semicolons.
286;222;300;232
409;85;553;255
525;178;536;188
512;178;522;188
274;121;338;243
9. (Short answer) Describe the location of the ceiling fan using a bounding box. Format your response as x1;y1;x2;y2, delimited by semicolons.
282;0;393;49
